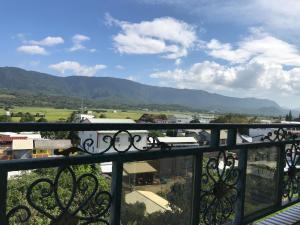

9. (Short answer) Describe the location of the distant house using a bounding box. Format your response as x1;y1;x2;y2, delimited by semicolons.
138;114;168;123
123;161;157;186
73;114;95;123
157;136;199;148
12;139;34;159
0;132;41;160
185;129;228;145
34;139;72;158
168;114;193;124
125;190;171;214
78;118;149;154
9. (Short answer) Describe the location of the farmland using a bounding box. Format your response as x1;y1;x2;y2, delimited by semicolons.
0;107;191;122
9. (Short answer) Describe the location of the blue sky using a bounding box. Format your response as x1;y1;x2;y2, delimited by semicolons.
1;0;300;108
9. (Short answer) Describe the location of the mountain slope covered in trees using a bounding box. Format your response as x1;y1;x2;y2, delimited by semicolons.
0;67;284;115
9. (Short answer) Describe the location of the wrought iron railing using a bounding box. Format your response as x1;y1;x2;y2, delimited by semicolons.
0;122;300;225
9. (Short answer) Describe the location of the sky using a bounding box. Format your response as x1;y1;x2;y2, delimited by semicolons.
1;0;300;108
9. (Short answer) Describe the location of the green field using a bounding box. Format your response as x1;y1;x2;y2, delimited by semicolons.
0;107;194;122
0;107;74;122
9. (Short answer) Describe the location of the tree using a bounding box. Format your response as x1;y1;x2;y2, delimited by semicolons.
19;112;35;122
37;117;48;122
99;114;106;118
0;115;12;122
7;165;110;224
285;110;293;121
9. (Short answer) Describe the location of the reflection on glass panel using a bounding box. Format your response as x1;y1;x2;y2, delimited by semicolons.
244;146;279;216
121;156;194;225
6;165;111;224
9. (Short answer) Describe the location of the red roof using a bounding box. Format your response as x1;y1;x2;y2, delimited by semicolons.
0;136;27;142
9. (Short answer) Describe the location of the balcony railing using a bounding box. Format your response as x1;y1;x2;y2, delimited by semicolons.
0;122;300;225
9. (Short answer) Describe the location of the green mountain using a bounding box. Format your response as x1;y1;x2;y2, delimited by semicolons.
0;67;283;115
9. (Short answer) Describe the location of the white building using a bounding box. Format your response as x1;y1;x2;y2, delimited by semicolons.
73;114;95;123
78;118;149;154
168;114;193;124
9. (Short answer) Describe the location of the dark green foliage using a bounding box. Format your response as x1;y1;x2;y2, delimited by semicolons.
285;110;293;121
19;112;35;122
7;165;110;224
0;115;11;122
37;117;47;122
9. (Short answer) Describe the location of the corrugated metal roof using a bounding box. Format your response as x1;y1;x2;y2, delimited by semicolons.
123;161;157;174
12;139;33;150
157;136;198;144
125;190;171;214
34;140;72;150
0;136;27;142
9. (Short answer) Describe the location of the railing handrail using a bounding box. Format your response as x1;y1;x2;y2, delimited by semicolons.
0;122;299;132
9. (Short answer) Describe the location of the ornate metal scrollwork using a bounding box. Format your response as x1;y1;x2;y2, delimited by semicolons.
76;131;159;155
6;205;31;224
7;166;112;225
200;151;240;225
263;128;292;142
283;142;300;202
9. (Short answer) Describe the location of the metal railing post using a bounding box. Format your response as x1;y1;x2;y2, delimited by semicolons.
276;144;286;206
0;167;8;225
110;161;123;225
234;148;248;225
191;152;203;225
210;128;220;148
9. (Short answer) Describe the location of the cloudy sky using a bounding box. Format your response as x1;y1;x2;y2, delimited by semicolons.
1;0;300;108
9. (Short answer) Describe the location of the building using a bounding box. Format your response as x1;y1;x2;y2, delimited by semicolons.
78;118;149;154
123;161;157;186
0;132;42;160
34;139;72;158
157;136;198;148
12;139;34;159
168;114;193;124
125;190;171;214
73;114;95;123
137;113;168;123
185;129;228;145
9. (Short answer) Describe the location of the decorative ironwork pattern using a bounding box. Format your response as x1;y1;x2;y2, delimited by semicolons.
77;131;159;155
200;150;240;225
283;141;300;202
7;166;112;225
6;205;31;224
263;128;292;142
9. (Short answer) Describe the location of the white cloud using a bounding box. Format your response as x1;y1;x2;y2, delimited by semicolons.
206;29;300;66
17;45;48;55
28;36;64;46
106;14;197;59
49;61;106;76
126;76;137;81
69;34;91;52
175;59;182;66
139;0;300;38
116;65;125;70
151;61;300;96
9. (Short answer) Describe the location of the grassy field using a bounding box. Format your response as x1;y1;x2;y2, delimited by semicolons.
0;107;194;122
0;107;74;122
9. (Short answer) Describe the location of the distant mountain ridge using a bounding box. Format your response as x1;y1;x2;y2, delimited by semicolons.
0;67;284;115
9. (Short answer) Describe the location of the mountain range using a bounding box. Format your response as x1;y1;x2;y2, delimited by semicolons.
0;67;286;115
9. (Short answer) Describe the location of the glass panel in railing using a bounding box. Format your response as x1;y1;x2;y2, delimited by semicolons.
6;164;111;224
200;150;239;225
121;156;194;225
282;142;300;204
244;146;279;216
